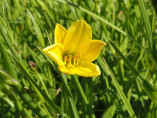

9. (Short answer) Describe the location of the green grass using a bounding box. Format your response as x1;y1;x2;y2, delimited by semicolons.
0;0;157;117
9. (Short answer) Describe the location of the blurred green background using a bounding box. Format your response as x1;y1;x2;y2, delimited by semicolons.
0;0;157;117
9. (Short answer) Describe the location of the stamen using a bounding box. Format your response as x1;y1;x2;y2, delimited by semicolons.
64;56;68;64
69;55;72;65
64;54;82;67
73;56;77;66
79;54;82;60
76;55;79;65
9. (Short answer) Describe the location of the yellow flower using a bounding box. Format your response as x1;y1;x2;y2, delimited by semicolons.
43;20;106;77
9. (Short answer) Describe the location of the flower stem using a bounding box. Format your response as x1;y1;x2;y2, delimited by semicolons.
61;74;79;118
73;75;95;118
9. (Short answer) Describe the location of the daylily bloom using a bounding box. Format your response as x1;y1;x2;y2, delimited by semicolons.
43;20;106;77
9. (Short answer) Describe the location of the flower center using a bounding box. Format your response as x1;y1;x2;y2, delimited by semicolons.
64;54;81;67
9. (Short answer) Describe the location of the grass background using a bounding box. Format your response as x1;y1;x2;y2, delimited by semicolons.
0;0;157;117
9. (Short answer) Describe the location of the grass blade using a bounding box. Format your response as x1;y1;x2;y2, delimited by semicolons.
137;0;153;52
0;69;18;86
109;41;157;103
97;57;136;118
57;0;126;35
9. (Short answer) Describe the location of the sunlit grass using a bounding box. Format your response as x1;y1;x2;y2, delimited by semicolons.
0;0;157;117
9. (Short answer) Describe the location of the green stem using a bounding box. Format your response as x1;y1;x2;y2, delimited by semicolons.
61;74;80;118
73;76;88;104
73;75;95;118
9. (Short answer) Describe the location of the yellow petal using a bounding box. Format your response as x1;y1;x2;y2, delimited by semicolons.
58;61;101;77
42;44;64;66
55;24;67;44
63;20;92;55
82;40;106;61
